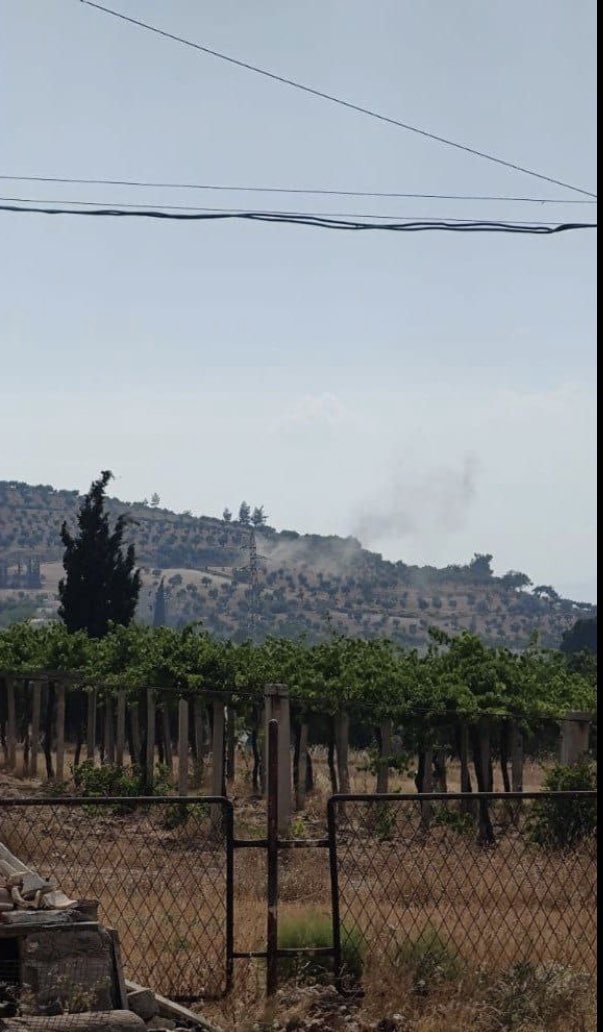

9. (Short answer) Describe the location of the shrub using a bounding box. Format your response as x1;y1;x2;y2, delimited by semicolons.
432;804;475;837
73;759;142;797
392;925;461;994
486;961;592;1031
161;801;209;830
370;801;397;841
72;760;173;812
527;758;597;849
277;911;364;985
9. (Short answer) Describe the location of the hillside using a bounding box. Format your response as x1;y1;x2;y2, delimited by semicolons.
0;480;595;647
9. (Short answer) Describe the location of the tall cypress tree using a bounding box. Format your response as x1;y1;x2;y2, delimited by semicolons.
153;577;167;627
58;470;141;638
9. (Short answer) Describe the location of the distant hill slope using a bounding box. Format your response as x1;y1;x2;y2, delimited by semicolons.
0;480;595;647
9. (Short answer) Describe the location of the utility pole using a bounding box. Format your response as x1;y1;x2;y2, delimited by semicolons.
247;526;258;638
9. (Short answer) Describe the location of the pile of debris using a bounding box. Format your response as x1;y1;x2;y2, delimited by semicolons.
250;987;406;1032
0;843;219;1032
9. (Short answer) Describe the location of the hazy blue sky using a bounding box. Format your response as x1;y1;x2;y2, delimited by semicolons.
1;1;597;601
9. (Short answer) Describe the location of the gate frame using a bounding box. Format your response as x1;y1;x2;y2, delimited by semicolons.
231;719;333;995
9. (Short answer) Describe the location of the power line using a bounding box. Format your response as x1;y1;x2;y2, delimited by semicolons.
0;200;596;234
0;194;582;225
0;174;597;205
80;0;597;200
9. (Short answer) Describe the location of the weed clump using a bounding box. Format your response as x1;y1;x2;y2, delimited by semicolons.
391;925;461;995
277;911;365;985
527;759;597;849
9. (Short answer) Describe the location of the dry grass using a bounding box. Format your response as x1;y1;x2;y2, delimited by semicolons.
0;751;596;1031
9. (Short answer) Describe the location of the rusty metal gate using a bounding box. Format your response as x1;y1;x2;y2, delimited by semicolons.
1;728;597;1002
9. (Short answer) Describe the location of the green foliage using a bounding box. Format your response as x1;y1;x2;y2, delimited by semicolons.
238;501;251;525
251;505;268;527
153;578;167;628
468;553;494;579
370;802;397;841
0;624;596;753
161;801;209;830
277;911;364;984
561;615;597;655
73;760;143;797
72;760;172;803
527;759;597;849
432;804;475;837
58;471;141;638
500;570;532;591
392;925;461;994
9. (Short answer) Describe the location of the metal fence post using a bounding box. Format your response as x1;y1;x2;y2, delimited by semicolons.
266;718;279;996
327;797;343;991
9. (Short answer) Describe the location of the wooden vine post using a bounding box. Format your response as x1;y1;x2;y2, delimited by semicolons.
211;696;226;797
420;746;434;831
559;711;592;765
226;703;236;784
130;700;142;766
334;710;351;795
55;680;66;781
104;695;115;766
6;676;17;771
115;691;126;768
376;718;392;793
192;697;204;788
144;689;156;793
178;698;189;796
210;695;226;830
295;722;309;811
86;689;97;762
30;681;42;778
160;703;173;775
510;720;524;792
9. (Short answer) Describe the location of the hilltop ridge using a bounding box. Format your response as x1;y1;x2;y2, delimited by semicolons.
0;480;594;647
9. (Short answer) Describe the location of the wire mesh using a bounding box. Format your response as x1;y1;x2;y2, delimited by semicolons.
329;792;597;997
0;797;232;1002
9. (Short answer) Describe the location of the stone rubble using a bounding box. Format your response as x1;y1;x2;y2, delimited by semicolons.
247;987;407;1032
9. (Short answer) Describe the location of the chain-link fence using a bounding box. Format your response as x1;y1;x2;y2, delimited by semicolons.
0;797;233;1004
328;792;597;996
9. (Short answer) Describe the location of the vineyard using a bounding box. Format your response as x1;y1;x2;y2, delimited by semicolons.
0;621;598;1032
0;621;596;800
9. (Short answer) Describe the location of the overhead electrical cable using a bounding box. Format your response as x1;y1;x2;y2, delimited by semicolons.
0;194;588;226
0;174;596;205
79;0;597;199
0;200;596;234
